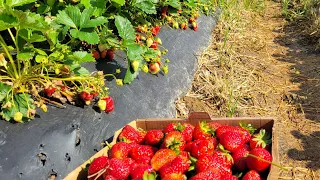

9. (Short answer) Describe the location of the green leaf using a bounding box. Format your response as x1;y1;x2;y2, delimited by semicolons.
11;11;49;31
125;41;145;61
166;0;181;9
68;51;95;63
35;55;48;63
18;29;46;43
111;0;125;6
0;13;18;31
74;67;90;75
1;93;35;121
0;82;11;102
6;0;36;7
33;48;47;55
17;50;35;61
79;7;94;29
70;28;99;44
124;61;140;84
82;16;107;28
135;0;156;14
114;15;135;41
56;6;81;28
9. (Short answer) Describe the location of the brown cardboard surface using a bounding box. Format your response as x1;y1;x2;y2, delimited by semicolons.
64;112;279;180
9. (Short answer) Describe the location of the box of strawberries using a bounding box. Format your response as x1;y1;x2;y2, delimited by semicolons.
64;112;279;180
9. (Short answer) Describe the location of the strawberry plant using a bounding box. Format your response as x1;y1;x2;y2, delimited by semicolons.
0;0;218;123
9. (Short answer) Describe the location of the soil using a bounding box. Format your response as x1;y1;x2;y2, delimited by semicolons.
177;1;320;179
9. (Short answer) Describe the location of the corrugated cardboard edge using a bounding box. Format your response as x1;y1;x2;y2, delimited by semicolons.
64;112;279;180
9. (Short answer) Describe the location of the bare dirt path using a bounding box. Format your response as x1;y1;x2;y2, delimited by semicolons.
176;1;320;179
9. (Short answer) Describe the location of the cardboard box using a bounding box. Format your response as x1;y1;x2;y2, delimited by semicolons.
64;112;279;180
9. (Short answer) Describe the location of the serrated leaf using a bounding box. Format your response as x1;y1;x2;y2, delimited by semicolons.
1;93;35;121
114;16;135;41
166;0;181;9
6;0;36;7
18;29;46;43
17;50;34;61
12;10;49;31
68;51;95;63
82;16;107;28
0;82;11;102
0;13;18;31
126;41;145;61
111;0;125;6
135;0;156;14
70;28;99;44
56;6;81;28
80;7;94;29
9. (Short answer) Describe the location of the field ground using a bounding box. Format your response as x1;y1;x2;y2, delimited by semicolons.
176;1;320;179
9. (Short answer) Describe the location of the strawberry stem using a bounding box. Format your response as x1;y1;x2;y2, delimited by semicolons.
247;154;288;171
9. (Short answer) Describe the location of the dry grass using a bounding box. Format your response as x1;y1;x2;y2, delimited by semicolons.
176;0;320;179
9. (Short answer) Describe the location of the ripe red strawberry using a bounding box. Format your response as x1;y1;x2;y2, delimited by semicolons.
104;175;116;180
106;49;115;60
44;86;56;97
191;22;198;31
100;96;114;113
130;164;154;180
180;23;187;30
161;131;186;152
190;168;221;180
118;125;145;144
217;124;254;143
92;50;100;60
159;151;190;178
108;142;133;159
164;123;194;142
250;129;271;151
145;130;164;146
219;131;245;152
151;149;177;171
242;170;262;180
246;148;272;173
80;91;93;101
151;26;161;36
100;50;107;59
221;174;238;180
105;158;130;179
150;41;158;50
193;121;215;140
161;6;168;19
162;173;187;180
196;154;232;176
87;156;109;180
232;144;250;172
212;150;234;169
189;138;218;158
123;158;136;172
129;145;155;161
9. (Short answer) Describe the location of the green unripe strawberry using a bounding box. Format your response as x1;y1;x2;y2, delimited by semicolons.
142;64;149;73
141;36;146;41
13;112;23;123
131;60;139;72
146;38;153;47
172;22;179;29
98;44;108;52
97;99;107;111
155;37;162;45
162;65;169;74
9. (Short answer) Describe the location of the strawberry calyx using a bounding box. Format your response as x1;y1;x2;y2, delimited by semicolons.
217;144;234;164
143;171;157;180
239;122;256;134
252;129;271;148
200;121;215;136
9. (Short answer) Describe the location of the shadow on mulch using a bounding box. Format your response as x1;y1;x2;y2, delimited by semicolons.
273;18;320;170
